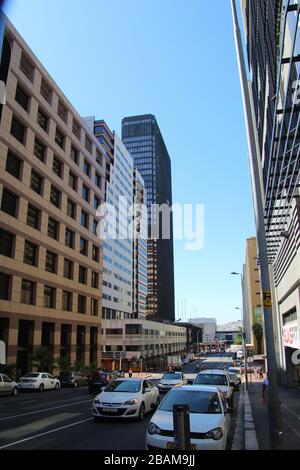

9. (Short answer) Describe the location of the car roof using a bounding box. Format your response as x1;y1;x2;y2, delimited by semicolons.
197;369;227;375
114;377;142;382
170;384;221;393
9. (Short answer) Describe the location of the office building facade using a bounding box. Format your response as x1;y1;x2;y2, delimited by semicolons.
0;20;105;372
242;1;300;385
122;114;175;322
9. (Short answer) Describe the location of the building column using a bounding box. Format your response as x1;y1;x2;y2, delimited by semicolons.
70;325;77;365
83;327;90;367
7;316;19;365
53;322;61;358
33;319;42;351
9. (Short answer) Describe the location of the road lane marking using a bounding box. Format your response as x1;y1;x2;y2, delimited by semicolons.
282;403;300;420
0;399;91;422
0;417;93;449
283;417;300;440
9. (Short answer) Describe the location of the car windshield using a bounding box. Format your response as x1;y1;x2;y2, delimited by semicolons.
23;373;39;378
195;374;228;386
159;390;222;414
104;380;141;393
162;373;182;380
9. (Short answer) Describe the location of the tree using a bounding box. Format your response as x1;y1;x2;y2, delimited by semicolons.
234;327;243;345
73;360;85;372
252;323;263;354
56;356;71;373
32;346;55;372
0;363;17;380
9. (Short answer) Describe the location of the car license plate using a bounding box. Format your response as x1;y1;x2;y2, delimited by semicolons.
103;408;118;413
167;442;196;450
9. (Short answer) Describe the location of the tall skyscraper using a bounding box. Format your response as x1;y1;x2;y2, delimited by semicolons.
122;114;175;322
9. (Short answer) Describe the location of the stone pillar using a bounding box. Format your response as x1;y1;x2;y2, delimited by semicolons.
54;322;61;358
70;324;77;365
7;316;19;365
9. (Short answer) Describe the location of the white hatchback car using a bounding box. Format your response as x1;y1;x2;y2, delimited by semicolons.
93;378;159;420
18;372;60;392
146;385;232;450
193;369;234;407
157;372;187;393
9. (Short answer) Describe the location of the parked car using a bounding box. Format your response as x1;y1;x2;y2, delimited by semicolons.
228;367;242;380
146;385;233;450
59;371;87;388
110;369;125;379
88;371;114;395
93;378;159;420
0;373;18;396
228;373;240;391
193;369;234;407
18;372;60;392
157;371;187;393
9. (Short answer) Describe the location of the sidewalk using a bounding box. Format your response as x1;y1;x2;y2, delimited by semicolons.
247;377;300;449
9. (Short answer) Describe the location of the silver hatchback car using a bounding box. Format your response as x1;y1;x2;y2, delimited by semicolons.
0;373;18;396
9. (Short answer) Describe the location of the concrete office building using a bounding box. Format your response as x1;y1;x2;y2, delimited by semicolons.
243;237;264;354
0;19;105;372
122;114;175;322
188;318;217;344
216;321;243;346
241;1;300;385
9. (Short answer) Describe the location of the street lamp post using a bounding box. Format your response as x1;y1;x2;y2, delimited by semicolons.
231;272;248;390
197;331;201;354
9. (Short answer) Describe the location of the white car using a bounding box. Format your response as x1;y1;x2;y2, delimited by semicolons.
146;385;232;450
18;372;60;392
0;373;19;396
93;378;159;420
157;371;187;393
193;369;234;407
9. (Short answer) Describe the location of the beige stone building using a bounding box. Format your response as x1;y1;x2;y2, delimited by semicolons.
0;19;105;372
243;237;264;354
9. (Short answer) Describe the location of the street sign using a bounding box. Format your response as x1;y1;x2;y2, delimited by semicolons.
263;291;272;307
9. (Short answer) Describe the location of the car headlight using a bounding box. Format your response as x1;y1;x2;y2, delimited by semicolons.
94;398;100;405
124;399;137;405
148;423;161;435
206;427;223;440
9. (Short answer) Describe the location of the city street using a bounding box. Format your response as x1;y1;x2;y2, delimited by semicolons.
0;356;240;450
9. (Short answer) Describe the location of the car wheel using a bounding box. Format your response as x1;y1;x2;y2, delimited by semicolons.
39;383;44;392
138;403;145;421
74;381;78;388
11;386;18;396
55;382;59;390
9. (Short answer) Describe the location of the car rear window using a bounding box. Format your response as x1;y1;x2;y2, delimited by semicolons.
195;374;228;386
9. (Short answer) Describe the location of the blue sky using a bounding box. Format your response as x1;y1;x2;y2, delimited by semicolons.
3;0;255;325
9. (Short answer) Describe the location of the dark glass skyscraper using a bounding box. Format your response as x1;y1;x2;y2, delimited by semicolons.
122;114;175;322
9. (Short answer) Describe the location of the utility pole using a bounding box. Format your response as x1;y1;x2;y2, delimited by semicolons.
231;0;283;450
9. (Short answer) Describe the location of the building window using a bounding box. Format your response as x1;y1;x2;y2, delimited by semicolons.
40;78;52;104
50;185;61;208
20;51;34;82
62;290;72;311
1;188;18;217
80;210;89;229
57;100;68;123
78;295;86;314
63;258;73;279
70;146;79;165
37;107;49;132
94;196;100;210
6;151;22;179
96;151;103;168
23;240;38;266
34;138;46;162
0;273;11;300
78;265;87;284
68;171;77;191
85;136;92;154
83;160;91;177
72;119;81;139
55;128;65;149
82;184;89;202
43;285;55;309
45;250;57;274
47;217;59;241
27;204;40;229
91;271;99;289
10;116;26;144
95;173;101;188
67;198;76;219
52;155;63;178
93;219;98;236
91;299;98;316
92;245;99;262
65;228;75;249
0;229;14;258
21;279;35;305
80;237;88;256
30;169;43;195
15;83;29;111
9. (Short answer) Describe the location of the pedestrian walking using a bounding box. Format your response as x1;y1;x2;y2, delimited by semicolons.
128;368;133;378
262;375;269;406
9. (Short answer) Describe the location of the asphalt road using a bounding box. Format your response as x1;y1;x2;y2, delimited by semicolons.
0;355;239;450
